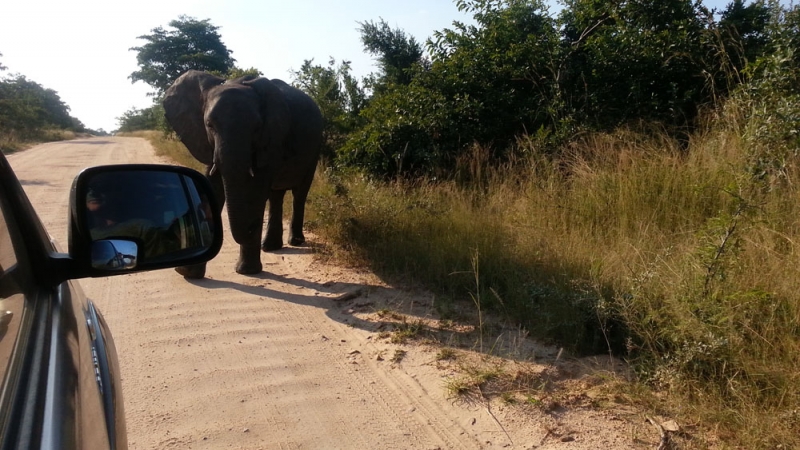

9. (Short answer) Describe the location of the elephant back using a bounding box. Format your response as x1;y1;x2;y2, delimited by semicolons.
266;79;323;161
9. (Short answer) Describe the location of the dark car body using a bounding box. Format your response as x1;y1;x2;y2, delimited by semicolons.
0;152;222;449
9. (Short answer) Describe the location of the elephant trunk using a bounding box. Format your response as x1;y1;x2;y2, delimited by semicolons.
218;147;264;246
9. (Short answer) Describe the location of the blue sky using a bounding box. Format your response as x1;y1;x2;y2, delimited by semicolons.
1;0;734;132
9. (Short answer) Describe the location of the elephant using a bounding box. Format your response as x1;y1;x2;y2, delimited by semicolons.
163;70;322;278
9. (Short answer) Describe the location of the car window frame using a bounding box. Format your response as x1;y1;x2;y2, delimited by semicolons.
0;176;37;444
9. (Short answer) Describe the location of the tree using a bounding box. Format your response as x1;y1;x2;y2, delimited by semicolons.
129;16;236;96
327;0;794;179
292;58;366;159
719;0;771;71
226;67;262;80
358;19;426;88
0;74;80;138
116;105;164;132
559;0;709;132
340;0;562;177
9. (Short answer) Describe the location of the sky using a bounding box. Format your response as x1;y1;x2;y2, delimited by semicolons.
1;0;734;133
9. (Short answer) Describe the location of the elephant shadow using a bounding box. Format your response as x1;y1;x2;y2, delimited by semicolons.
185;271;420;335
264;246;312;256
185;266;555;366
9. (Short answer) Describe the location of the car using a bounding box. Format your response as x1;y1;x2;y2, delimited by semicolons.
0;152;222;449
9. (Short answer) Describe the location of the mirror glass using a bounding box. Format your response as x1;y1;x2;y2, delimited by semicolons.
91;239;138;270
82;170;216;269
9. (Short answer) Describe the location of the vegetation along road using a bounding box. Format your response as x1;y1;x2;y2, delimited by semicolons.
8;137;660;449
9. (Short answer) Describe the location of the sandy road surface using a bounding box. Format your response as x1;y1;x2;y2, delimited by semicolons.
8;137;658;449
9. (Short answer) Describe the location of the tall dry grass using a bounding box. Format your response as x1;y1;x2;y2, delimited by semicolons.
0;128;78;154
120;130;205;172
136;105;799;447
306;106;800;447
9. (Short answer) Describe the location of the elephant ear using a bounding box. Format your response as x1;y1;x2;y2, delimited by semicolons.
163;70;225;166
242;77;290;169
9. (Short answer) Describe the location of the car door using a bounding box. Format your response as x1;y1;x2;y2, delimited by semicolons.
0;156;122;450
0;168;41;447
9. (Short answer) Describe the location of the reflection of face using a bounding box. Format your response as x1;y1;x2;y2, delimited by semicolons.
87;192;116;226
87;198;104;212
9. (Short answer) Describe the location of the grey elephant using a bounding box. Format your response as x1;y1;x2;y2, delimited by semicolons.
163;70;322;278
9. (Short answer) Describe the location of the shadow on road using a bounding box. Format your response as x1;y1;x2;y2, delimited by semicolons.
185;269;412;337
18;179;53;186
71;139;113;145
182;240;559;366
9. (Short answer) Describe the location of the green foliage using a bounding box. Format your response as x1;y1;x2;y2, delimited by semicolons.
338;82;447;176
738;3;800;183
291;59;366;159
325;0;793;179
358;19;425;88
559;0;708;130
424;0;562;151
718;0;771;77
116;104;166;133
0;53;87;144
224;67;262;79
0;73;83;144
341;0;563;177
129;16;236;96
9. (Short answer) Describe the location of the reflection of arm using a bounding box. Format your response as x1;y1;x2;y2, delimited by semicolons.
91;219;180;259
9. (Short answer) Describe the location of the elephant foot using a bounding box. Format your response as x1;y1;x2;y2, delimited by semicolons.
176;263;206;279
289;235;306;246
235;260;262;275
262;237;283;252
236;245;262;274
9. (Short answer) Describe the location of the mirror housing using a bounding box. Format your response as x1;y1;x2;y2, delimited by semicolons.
66;164;222;279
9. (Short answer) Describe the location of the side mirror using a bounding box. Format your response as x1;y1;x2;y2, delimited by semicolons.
67;164;222;277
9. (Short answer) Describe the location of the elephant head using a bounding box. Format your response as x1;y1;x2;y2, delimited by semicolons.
163;71;292;177
163;70;322;275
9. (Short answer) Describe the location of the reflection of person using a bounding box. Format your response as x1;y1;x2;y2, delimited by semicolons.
86;188;122;230
86;188;180;260
86;190;103;211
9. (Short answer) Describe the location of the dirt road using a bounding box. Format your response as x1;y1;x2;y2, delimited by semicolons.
8;137;655;449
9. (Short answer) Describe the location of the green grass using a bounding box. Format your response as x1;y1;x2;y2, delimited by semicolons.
305;105;800;448
389;318;425;344
435;348;458;361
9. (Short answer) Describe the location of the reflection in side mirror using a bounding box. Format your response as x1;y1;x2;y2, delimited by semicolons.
91;239;138;270
69;165;222;276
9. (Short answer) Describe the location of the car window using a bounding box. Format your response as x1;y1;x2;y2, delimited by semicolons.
0;189;28;396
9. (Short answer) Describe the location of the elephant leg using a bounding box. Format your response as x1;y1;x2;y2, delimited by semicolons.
175;263;206;279
233;191;266;274
289;187;309;246
236;242;263;274
262;190;285;251
176;166;225;279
